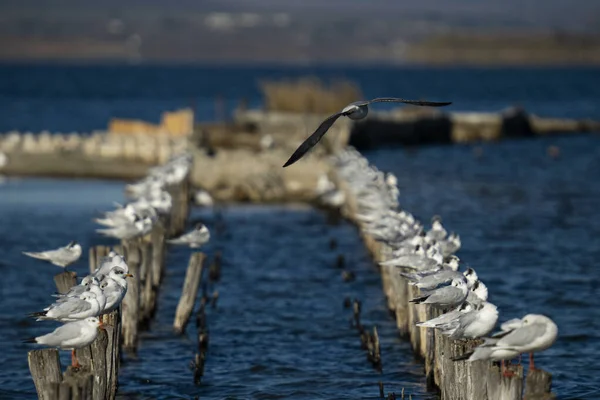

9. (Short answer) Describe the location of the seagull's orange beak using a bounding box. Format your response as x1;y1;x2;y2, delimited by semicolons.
125;274;134;278
98;320;105;330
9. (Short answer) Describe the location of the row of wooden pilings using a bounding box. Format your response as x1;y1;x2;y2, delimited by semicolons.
26;170;202;399
332;172;555;400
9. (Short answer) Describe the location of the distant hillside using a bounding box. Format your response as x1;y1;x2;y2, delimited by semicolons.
0;0;599;64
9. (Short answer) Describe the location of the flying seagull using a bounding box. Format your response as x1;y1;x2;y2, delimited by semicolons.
282;98;452;167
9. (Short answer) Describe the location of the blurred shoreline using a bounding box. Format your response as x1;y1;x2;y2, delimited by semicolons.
2;33;600;66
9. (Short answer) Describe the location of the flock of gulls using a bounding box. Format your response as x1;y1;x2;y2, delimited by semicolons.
21;152;211;367
329;147;558;376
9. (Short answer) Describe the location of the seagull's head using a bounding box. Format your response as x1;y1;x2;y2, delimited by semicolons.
342;101;369;120
521;314;550;325
431;215;443;225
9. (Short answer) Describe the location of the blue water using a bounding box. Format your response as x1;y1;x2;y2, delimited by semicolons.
0;64;600;399
0;64;599;132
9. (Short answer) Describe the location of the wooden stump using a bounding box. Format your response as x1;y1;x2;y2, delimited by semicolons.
174;253;205;334
28;349;62;400
54;271;77;294
524;369;556;400
121;241;140;353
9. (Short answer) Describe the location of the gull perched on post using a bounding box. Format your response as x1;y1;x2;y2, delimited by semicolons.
282;97;452;167
167;223;211;248
22;317;103;368
23;240;82;270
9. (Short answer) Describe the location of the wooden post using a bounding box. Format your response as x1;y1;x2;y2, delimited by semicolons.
121;240;140;353
89;246;111;274
524;369;556;400
54;271;77;294
75;328;110;400
138;241;152;324
103;311;120;400
174;253;205;334
28;349;62;400
61;366;94;400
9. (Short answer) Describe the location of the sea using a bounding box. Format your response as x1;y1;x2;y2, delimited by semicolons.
0;64;599;399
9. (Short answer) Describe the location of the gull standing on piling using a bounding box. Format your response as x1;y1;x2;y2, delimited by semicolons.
453;314;558;374
23;317;103;368
489;314;558;370
29;288;103;322
96;214;156;240
282;98;452;167
410;277;469;309
52;276;100;300
100;267;133;314
22;240;82;270
167;223;211;248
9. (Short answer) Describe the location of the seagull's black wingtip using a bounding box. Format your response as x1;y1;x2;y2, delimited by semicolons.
282;154;300;168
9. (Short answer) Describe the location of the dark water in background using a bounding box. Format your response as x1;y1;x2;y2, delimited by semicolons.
0;65;599;399
0;64;599;132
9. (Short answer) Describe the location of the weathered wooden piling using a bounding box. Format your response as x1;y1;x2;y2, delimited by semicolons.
28;350;62;400
193;302;209;385
524;370;556;400
121;240;141;353
53;271;77;294
331;167;554;400
174;252;205;334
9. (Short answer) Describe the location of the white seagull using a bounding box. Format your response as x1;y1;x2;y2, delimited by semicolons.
167;223;211;248
23;240;82;269
23;317;103;368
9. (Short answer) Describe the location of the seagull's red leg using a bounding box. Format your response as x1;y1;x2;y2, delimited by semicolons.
502;360;515;378
71;349;81;368
529;352;536;370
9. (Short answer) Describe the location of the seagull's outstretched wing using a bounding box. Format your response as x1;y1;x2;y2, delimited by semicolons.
359;98;452;107
282;112;344;168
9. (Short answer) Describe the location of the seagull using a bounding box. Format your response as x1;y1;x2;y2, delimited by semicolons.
282;98;452;167
445;302;499;340
100;267;132;314
489;315;558;370
409;277;469;309
93;251;129;280
52;276;100;299
29;289;102;322
167;223;211;248
96;214;155;240
405;267;478;291
453;314;558;376
22;317;103;368
22;240;82;269
194;189;214;207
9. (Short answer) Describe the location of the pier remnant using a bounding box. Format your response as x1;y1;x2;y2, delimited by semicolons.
174;252;205;334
